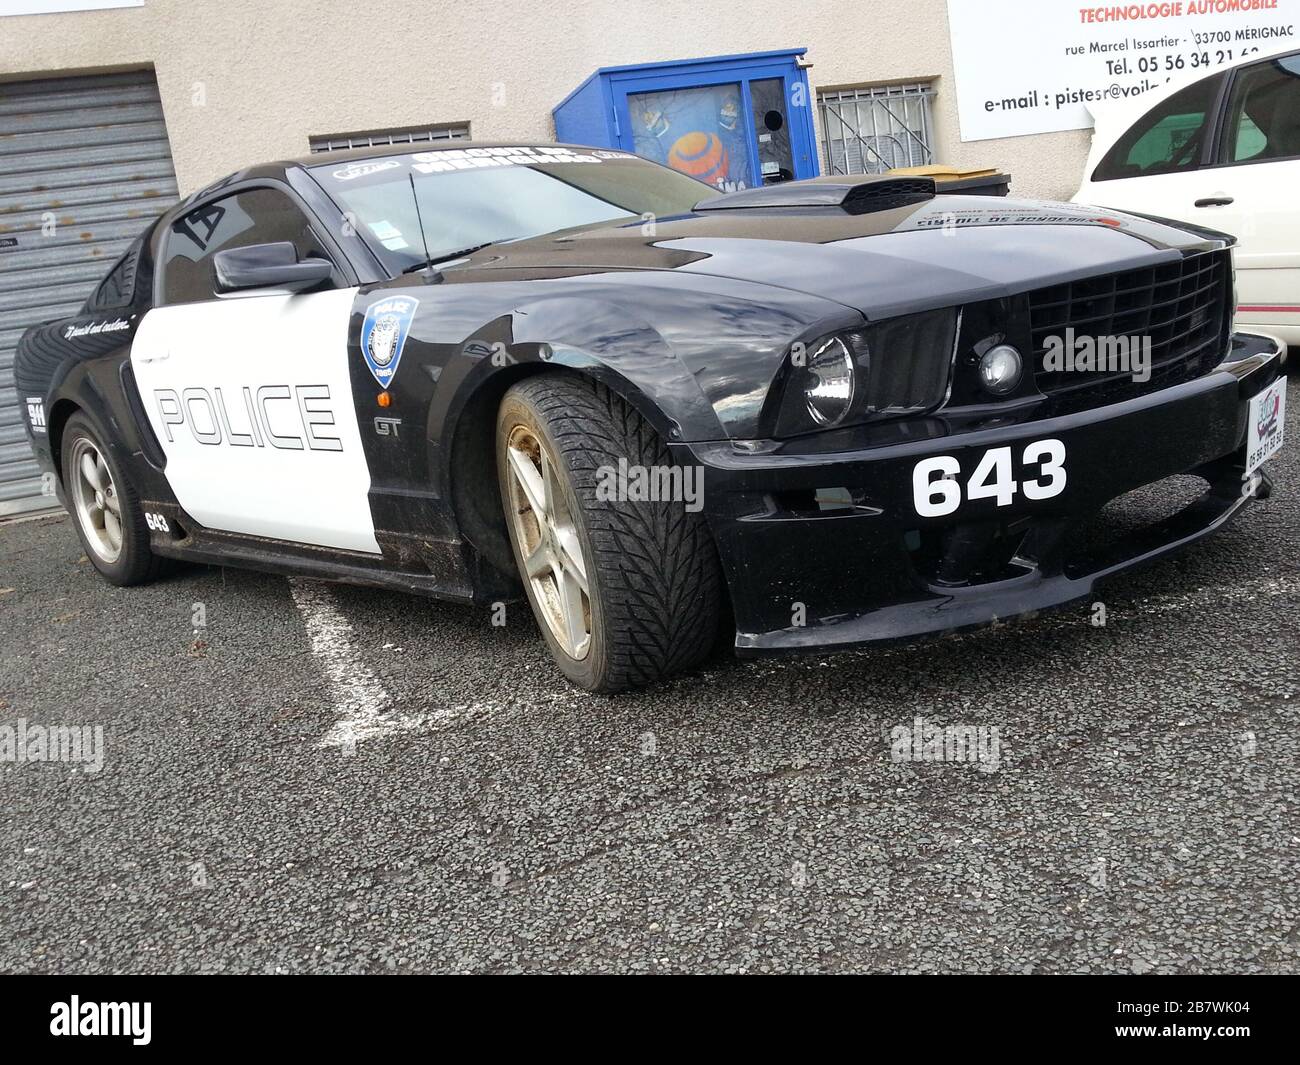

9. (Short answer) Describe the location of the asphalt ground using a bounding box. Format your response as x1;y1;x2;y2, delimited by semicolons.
0;374;1296;974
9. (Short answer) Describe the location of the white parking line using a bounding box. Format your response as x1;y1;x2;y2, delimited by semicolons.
285;567;1294;750
288;578;425;750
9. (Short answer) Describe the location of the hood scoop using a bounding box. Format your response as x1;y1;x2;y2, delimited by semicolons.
693;174;935;215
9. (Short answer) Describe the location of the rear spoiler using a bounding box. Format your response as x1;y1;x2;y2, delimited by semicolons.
693;174;936;214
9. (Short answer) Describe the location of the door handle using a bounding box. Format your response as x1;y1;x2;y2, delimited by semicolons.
1194;196;1234;207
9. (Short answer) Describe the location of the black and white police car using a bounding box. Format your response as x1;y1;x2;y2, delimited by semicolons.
17;142;1287;691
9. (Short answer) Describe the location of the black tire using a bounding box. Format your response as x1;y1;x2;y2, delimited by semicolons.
60;411;168;587
496;373;724;692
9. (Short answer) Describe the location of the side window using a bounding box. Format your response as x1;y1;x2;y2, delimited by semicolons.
160;187;335;305
1092;74;1222;182
84;239;143;311
1221;54;1300;164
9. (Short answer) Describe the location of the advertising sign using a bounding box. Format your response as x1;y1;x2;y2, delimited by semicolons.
947;0;1300;140
0;1;143;14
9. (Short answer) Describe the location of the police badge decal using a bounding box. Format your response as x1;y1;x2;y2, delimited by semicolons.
360;295;418;388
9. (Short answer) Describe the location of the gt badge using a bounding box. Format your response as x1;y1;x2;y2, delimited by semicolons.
360;295;418;388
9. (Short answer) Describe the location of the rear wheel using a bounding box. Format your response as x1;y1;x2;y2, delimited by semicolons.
61;412;167;586
496;374;723;692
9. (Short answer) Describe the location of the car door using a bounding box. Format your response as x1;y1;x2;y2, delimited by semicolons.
130;186;381;555
1199;53;1300;332
1075;71;1226;226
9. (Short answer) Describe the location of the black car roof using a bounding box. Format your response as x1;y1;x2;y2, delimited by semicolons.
181;141;599;210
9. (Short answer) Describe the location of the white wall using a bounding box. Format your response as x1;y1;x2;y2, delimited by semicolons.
0;0;1092;198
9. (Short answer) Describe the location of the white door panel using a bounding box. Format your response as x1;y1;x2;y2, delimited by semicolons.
1200;160;1300;277
131;288;381;555
1075;169;1209;231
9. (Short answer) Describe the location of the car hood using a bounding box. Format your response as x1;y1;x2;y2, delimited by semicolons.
379;193;1234;442
450;194;1232;319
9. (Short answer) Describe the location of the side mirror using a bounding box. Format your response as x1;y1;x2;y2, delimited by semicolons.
213;241;333;294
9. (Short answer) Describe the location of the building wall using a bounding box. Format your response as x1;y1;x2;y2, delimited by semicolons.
0;0;1093;199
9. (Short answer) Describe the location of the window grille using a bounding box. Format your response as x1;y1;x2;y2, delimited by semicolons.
817;84;935;175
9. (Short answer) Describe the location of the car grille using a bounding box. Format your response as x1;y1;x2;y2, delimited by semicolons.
1028;250;1230;407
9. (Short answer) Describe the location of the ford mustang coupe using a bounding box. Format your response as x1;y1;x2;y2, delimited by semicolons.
16;142;1287;691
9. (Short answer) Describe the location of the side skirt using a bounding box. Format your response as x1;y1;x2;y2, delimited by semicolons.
142;502;512;604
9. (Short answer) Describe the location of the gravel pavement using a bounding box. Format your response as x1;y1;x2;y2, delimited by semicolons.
1;374;1296;974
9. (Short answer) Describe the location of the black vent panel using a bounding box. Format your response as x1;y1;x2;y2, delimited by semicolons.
693;175;934;213
1028;251;1229;405
842;178;936;214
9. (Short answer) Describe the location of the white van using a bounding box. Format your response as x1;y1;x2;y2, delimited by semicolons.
1075;47;1300;348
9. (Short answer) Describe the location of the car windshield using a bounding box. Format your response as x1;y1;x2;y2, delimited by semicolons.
310;145;718;274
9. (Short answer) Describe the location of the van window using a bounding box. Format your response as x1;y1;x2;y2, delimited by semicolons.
1092;74;1222;181
1222;54;1300;163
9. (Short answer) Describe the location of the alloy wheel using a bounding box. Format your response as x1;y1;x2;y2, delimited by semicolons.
70;437;123;564
504;423;592;660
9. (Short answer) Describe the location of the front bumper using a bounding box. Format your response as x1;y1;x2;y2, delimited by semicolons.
685;333;1286;655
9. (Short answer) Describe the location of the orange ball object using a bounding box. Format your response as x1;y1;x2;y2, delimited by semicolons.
377;391;391;407
668;131;730;188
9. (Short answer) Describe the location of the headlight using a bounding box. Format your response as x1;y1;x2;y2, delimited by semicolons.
773;308;957;437
804;336;855;427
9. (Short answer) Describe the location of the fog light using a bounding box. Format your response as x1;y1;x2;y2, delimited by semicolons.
979;344;1023;395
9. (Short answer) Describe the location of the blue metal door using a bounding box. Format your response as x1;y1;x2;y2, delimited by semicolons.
605;52;818;191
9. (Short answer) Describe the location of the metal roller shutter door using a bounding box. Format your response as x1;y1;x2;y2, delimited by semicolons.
0;69;178;517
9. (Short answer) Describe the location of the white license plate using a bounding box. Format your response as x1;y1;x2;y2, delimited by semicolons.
1246;377;1286;475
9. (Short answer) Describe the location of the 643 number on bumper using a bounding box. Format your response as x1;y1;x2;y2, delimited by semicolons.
913;439;1067;517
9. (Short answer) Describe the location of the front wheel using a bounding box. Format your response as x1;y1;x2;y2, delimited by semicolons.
496;374;723;692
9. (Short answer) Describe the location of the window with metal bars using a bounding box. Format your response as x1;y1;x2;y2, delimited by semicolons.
817;83;935;176
308;124;470;153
